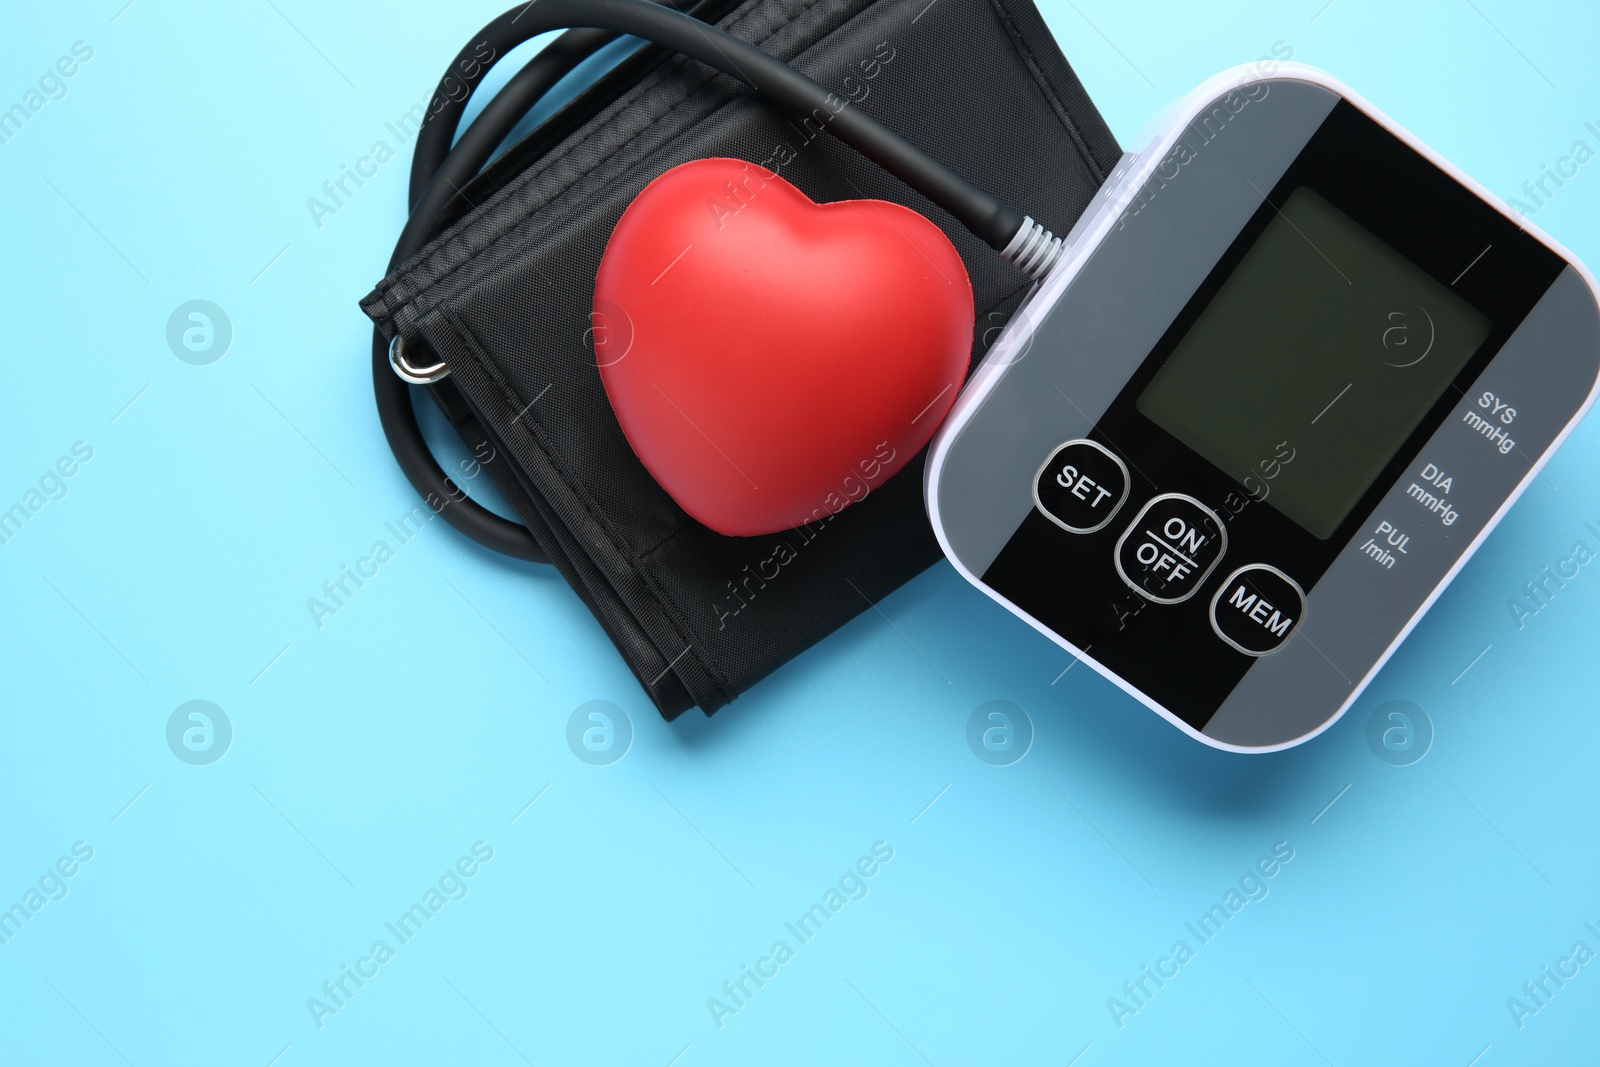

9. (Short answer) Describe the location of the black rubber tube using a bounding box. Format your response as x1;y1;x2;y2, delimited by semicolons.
407;29;610;210
373;0;1030;561
420;0;1023;245
372;27;617;562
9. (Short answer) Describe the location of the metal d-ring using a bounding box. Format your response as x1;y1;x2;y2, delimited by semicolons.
390;335;451;384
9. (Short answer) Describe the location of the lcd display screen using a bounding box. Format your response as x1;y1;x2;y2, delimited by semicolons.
1137;187;1491;539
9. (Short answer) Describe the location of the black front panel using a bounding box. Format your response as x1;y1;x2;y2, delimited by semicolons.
982;100;1565;732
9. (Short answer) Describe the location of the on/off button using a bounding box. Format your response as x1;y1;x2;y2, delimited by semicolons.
1114;494;1228;604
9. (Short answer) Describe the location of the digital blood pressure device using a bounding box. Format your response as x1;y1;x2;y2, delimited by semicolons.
927;66;1600;752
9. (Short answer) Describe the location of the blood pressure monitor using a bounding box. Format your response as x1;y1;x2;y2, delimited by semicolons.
926;65;1600;752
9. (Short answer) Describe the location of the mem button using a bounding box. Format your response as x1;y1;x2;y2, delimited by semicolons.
1209;565;1307;656
1033;439;1130;534
1114;494;1227;604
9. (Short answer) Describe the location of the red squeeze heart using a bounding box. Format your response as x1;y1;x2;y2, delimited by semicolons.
592;157;974;537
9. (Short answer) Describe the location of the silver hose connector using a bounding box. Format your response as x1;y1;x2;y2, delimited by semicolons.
999;216;1065;281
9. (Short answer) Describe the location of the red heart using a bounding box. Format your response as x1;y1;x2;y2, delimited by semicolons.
593;157;974;537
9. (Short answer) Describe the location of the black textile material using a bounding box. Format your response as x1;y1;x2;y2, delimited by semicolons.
362;0;1121;719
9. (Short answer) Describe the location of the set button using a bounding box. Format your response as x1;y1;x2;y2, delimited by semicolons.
1114;494;1227;604
1033;440;1130;534
1209;565;1306;656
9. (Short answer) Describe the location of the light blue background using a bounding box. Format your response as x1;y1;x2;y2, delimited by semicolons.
3;1;1598;1063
